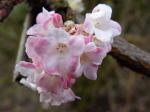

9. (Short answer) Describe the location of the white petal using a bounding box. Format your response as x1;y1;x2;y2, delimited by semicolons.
92;4;112;23
74;62;83;78
15;61;36;77
84;15;94;34
26;24;47;36
69;35;85;56
42;7;49;14
48;28;69;43
84;42;97;52
94;27;113;42
109;20;122;37
20;79;37;91
83;64;98;80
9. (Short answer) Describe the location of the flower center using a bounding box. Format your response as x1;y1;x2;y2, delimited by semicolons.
56;43;68;53
80;53;89;64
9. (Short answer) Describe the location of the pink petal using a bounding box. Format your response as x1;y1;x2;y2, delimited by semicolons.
83;42;103;65
37;73;63;92
36;8;54;24
62;88;79;101
43;55;59;75
83;16;94;34
27;24;47;36
69;56;82;78
63;75;76;88
25;36;50;68
39;88;78;106
87;42;111;65
52;13;63;28
51;88;77;105
84;36;92;44
83;64;99;80
84;42;97;52
15;61;36;77
15;61;39;90
74;63;84;78
69;35;85;56
50;28;69;43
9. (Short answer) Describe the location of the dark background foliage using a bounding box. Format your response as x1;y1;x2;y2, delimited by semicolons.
0;0;150;111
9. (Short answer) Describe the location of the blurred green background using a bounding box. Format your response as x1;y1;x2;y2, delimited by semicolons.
0;0;150;112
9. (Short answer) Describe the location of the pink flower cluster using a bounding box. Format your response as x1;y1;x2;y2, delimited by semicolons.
15;4;121;107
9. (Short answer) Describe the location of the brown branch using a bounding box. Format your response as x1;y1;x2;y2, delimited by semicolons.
0;0;24;22
110;37;150;77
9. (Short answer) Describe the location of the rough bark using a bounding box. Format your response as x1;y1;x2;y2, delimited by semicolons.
110;37;150;76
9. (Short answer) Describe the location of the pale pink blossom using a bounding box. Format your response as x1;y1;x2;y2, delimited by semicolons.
26;28;85;78
15;5;122;107
77;39;111;80
15;61;79;106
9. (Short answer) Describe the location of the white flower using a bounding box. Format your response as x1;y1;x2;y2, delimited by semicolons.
84;4;121;43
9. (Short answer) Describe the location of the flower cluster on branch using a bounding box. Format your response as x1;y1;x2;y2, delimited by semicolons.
15;4;121;107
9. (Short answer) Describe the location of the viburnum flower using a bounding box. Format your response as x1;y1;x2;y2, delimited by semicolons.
15;61;79;106
26;28;85;77
15;3;121;107
77;41;111;80
84;4;121;42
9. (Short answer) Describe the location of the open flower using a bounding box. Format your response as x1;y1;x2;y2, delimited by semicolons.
15;4;122;107
77;39;111;80
84;4;121;43
26;28;85;78
37;73;79;107
15;61;79;106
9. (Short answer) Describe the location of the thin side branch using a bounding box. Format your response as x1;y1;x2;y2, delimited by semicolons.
13;13;31;82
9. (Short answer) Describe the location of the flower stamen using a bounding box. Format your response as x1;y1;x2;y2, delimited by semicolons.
56;43;68;53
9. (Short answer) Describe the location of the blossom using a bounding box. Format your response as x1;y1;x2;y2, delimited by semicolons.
15;61;79;106
80;4;122;80
15;4;122;107
16;8;85;106
84;4;121;43
26;28;85;78
77;36;111;80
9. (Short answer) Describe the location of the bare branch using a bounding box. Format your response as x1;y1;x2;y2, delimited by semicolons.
110;37;150;76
